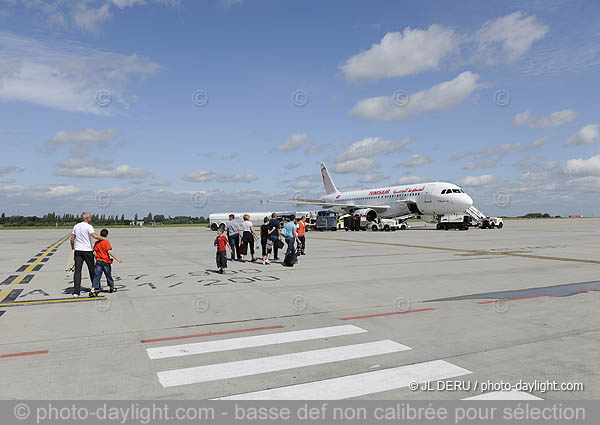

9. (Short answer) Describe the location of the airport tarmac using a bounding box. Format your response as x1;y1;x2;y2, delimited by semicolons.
0;218;599;400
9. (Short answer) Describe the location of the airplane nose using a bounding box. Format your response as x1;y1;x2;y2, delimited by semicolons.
462;194;473;210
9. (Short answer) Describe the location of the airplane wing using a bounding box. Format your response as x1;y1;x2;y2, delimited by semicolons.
262;199;391;213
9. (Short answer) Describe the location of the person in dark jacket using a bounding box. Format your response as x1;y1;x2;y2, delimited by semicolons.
268;212;282;260
260;216;274;264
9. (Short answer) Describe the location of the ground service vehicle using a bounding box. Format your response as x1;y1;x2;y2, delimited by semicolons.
341;214;366;231
316;210;338;231
437;214;471;230
370;218;400;231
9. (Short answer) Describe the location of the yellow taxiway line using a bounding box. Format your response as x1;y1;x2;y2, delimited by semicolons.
312;237;600;265
2;296;107;307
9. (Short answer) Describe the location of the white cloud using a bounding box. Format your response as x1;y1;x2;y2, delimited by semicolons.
450;152;470;161
349;71;484;121
359;173;386;184
332;158;379;174
44;185;79;198
463;158;500;170
0;178;15;183
461;142;522;169
0;165;17;175
290;180;312;189
484;142;521;155
519;170;551;182
55;159;148;178
284;162;300;169
42;128;120;157
334;137;412;162
275;133;310;152
395;154;431;168
9;0;179;33
340;24;458;81
473;11;549;64
183;170;257;183
528;135;551;149
220;0;244;8
72;2;111;33
0;184;30;194
565;124;600;146
513;109;577;128
304;143;326;155
459;174;496;186
391;175;427;185
513;157;541;171
340;12;547;82
0;32;158;114
150;179;171;187
563;154;600;177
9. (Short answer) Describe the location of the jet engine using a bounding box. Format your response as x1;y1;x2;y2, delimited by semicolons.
354;208;378;222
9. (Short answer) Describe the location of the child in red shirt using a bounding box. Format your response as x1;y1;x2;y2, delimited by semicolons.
90;229;123;297
214;227;231;274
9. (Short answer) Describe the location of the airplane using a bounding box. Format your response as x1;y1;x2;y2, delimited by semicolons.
268;162;474;224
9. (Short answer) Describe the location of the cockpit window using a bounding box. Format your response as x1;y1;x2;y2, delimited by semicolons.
452;189;460;193
441;189;446;194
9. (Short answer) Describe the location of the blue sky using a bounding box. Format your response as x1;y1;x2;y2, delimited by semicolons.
1;0;599;217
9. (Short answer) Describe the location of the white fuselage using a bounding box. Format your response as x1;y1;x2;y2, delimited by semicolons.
323;182;473;219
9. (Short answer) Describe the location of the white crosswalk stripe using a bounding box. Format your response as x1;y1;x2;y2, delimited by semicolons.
149;325;490;399
157;340;410;388
463;390;542;400
215;360;471;400
147;325;367;360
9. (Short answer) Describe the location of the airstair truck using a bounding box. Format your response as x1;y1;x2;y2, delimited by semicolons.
465;206;504;229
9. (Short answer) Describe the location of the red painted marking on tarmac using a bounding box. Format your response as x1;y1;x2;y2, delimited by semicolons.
0;350;48;359
140;325;284;344
477;294;551;304
339;308;435;321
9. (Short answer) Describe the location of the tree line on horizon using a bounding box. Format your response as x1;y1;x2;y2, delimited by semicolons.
0;212;208;227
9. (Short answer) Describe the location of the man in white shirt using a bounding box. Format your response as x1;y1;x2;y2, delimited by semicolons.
70;212;106;297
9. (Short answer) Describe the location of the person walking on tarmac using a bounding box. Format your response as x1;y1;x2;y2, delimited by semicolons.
240;214;258;262
268;212;282;260
281;215;300;267
225;214;242;261
260;216;274;265
70;212;107;297
296;215;307;255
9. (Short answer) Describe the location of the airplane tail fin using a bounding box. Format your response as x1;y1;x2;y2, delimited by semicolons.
320;162;339;195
